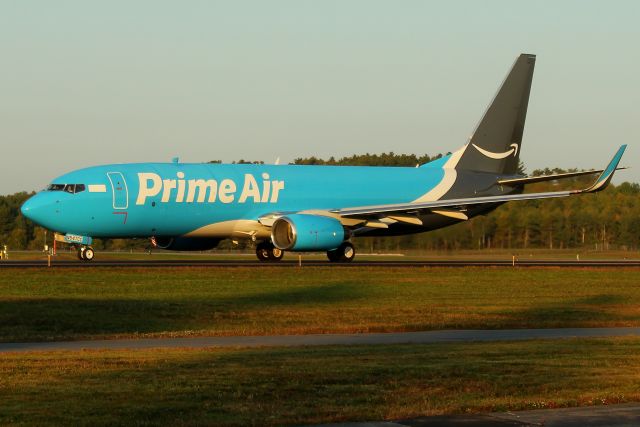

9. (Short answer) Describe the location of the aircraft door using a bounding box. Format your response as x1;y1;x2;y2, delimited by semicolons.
107;172;129;210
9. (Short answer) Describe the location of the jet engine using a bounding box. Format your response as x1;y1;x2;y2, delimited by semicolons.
271;214;347;251
151;237;221;251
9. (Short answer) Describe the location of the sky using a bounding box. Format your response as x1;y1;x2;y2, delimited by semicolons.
1;0;639;194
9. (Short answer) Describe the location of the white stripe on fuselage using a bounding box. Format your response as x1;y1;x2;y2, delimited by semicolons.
88;184;107;193
412;144;466;202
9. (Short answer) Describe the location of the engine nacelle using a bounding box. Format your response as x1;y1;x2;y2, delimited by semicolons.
271;214;346;251
151;237;221;251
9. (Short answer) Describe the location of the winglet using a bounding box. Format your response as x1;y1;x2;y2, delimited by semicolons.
575;145;627;194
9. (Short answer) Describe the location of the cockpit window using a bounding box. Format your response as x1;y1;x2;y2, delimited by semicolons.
47;184;86;194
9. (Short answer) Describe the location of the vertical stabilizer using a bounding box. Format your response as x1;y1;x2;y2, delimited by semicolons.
455;54;536;175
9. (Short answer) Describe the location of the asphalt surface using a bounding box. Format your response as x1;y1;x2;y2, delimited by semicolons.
2;327;640;353
314;403;640;426
2;259;640;268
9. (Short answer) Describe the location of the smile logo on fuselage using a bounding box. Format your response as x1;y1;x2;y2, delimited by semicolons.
471;143;519;159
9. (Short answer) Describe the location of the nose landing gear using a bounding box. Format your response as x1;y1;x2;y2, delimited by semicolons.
54;233;95;262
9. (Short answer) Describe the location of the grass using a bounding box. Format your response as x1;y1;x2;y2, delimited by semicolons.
1;338;640;426
1;267;640;342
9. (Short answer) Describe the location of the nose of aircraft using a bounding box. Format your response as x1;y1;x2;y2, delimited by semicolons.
21;193;57;228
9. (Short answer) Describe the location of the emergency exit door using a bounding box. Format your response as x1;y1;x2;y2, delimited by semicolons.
107;172;129;209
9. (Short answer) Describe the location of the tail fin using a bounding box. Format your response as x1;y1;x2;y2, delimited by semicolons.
455;53;536;175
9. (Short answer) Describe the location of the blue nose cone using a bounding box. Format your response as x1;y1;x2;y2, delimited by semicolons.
21;193;55;228
21;195;40;223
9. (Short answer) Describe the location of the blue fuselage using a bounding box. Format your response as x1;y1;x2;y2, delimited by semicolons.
22;159;469;239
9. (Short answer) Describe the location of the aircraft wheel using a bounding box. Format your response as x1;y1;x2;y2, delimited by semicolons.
327;242;355;263
256;242;271;262
83;247;95;261
339;242;355;262
268;247;284;262
77;247;86;260
326;248;341;262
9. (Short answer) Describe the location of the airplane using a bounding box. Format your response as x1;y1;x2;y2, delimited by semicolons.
21;54;627;262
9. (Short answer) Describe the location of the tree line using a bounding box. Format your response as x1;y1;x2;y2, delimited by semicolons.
2;152;638;252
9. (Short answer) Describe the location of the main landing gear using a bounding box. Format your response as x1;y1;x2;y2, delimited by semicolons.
77;246;95;261
255;241;284;262
327;241;355;263
254;240;356;263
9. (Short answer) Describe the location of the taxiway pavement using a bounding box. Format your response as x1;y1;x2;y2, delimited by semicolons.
2;327;640;353
2;259;640;268
314;403;640;426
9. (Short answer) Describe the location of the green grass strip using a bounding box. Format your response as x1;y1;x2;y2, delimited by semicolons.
2;267;640;342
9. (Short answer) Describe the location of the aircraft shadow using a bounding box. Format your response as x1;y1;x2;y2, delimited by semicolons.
496;294;634;328
0;283;365;342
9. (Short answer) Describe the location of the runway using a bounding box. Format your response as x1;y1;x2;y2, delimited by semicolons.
2;259;640;268
2;327;640;353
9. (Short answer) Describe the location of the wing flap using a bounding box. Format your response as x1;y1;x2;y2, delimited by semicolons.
432;209;469;220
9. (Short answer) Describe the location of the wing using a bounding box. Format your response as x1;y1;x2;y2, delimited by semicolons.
497;167;627;186
258;145;626;229
333;145;627;221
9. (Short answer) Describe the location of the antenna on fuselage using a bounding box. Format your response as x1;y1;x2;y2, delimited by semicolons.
172;157;180;164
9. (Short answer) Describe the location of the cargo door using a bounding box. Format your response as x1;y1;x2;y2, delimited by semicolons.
107;172;129;209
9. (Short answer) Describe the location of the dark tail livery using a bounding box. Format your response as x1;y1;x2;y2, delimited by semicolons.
456;53;535;175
